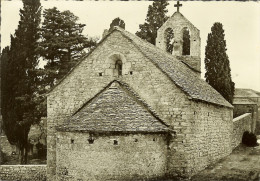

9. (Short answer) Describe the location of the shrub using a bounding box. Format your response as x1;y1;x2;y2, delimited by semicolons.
242;131;258;147
0;150;8;164
36;143;47;159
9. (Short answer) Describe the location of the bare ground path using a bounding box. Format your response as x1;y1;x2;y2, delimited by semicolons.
190;137;260;181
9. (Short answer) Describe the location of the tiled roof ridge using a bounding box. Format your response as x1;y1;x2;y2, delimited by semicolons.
122;34;199;102
71;80;116;117
47;26;198;96
114;27;200;73
234;88;260;98
118;31;194;97
233;97;257;105
57;80;171;133
175;56;201;73
47;26;232;108
70;80;169;128
116;27;232;108
117;80;170;127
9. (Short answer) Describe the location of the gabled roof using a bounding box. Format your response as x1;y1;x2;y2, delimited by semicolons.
116;27;233;108
169;12;199;31
48;27;232;108
233;97;257;105
56;81;170;133
234;88;260;98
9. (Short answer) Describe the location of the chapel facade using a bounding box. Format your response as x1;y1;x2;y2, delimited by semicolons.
47;9;234;181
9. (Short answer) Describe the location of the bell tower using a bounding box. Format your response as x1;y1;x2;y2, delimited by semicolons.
156;2;201;72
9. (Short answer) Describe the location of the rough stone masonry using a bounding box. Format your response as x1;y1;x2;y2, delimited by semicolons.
46;10;240;181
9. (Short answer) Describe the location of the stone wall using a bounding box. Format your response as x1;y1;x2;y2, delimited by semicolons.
47;30;192;180
233;104;258;133
169;101;233;176
47;30;232;179
0;165;46;181
56;132;168;181
232;113;252;149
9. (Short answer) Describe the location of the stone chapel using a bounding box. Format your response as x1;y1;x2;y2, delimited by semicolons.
46;9;234;181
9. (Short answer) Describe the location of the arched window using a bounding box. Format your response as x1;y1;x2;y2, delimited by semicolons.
107;53;127;77
115;60;122;76
165;28;174;54
182;27;190;55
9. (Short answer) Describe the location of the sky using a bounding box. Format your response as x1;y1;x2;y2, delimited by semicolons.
1;0;260;91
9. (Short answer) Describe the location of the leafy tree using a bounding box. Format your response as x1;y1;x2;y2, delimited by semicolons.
204;22;235;103
1;0;42;164
40;8;96;87
182;28;190;55
136;0;169;45
165;28;174;54
109;17;125;31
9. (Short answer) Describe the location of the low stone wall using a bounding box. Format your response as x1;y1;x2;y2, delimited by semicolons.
0;165;46;181
233;104;258;133
232;113;252;149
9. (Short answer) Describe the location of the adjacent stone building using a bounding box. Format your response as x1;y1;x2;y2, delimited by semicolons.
47;11;234;180
233;88;260;134
234;88;260;107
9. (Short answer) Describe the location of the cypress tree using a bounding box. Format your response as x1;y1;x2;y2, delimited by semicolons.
205;22;235;103
1;46;15;141
109;17;125;31
136;0;169;45
1;0;42;164
182;28;190;55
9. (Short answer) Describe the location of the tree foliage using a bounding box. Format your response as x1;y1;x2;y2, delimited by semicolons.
109;17;125;31
1;47;14;140
39;7;96;87
204;22;235;103
136;0;169;45
1;0;42;164
182;28;190;55
165;28;174;54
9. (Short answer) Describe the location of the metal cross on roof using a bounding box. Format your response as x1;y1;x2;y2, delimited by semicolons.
174;1;182;12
